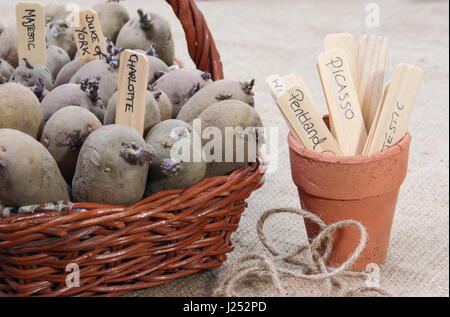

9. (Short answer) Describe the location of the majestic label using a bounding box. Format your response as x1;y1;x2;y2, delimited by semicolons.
365;64;423;154
16;2;46;65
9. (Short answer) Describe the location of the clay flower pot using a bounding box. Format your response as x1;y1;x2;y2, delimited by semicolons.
288;118;411;270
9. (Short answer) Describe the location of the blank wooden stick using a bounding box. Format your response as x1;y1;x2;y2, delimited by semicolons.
363;83;390;155
16;1;46;66
356;35;388;131
317;48;367;155
275;84;342;155
324;33;357;80
364;63;423;155
115;50;150;136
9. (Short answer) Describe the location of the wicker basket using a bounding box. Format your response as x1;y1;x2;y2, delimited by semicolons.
0;0;264;297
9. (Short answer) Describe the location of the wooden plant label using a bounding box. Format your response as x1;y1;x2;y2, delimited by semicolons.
324;33;357;80
363;83;390;155
317;48;367;155
277;85;342;155
115;50;150;136
266;75;287;99
16;2;46;66
74;9;107;65
73;20;91;65
283;73;306;88
266;75;301;143
356;35;388;131
364;64;423;155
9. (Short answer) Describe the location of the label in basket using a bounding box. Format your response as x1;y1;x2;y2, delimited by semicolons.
16;1;46;66
364;63;423;155
277;85;342;155
317;48;367;155
115;50;150;136
73;22;91;65
74;9;107;64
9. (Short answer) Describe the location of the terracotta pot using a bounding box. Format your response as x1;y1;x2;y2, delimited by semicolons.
288;117;411;270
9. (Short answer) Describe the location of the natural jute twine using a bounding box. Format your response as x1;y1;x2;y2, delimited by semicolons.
214;208;395;297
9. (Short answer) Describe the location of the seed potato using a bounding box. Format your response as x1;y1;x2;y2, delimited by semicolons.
0;83;43;139
41;106;102;184
0;128;70;207
72;124;155;205
145;120;206;194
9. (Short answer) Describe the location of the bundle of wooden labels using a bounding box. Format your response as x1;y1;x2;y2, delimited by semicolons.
267;33;424;156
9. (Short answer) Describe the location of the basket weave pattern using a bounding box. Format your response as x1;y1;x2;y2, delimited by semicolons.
168;0;224;80
0;0;263;297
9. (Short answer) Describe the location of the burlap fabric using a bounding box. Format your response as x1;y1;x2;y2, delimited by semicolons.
1;0;448;297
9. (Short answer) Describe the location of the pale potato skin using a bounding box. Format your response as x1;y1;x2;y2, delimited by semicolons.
0;26;18;68
72;124;154;205
0;83;43;139
47;45;71;79
133;52;170;84
177;79;256;124
145;120;206;194
152;69;212;118
0;59;14;81
151;88;172;121
11;62;54;91
197;100;263;177
41;106;102;184
41;83;105;123
0;129;70;207
116;11;175;66
94;0;130;43
104;90;161;136
45;2;69;23
70;60;118;106
54;58;80;88
147;56;170;84
46;21;77;59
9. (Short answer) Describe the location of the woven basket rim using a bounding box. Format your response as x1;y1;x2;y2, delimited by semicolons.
0;158;265;228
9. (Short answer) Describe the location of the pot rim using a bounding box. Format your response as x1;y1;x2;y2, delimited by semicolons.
288;131;411;165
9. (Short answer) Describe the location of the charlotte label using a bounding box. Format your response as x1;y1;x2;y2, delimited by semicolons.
115;50;150;136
